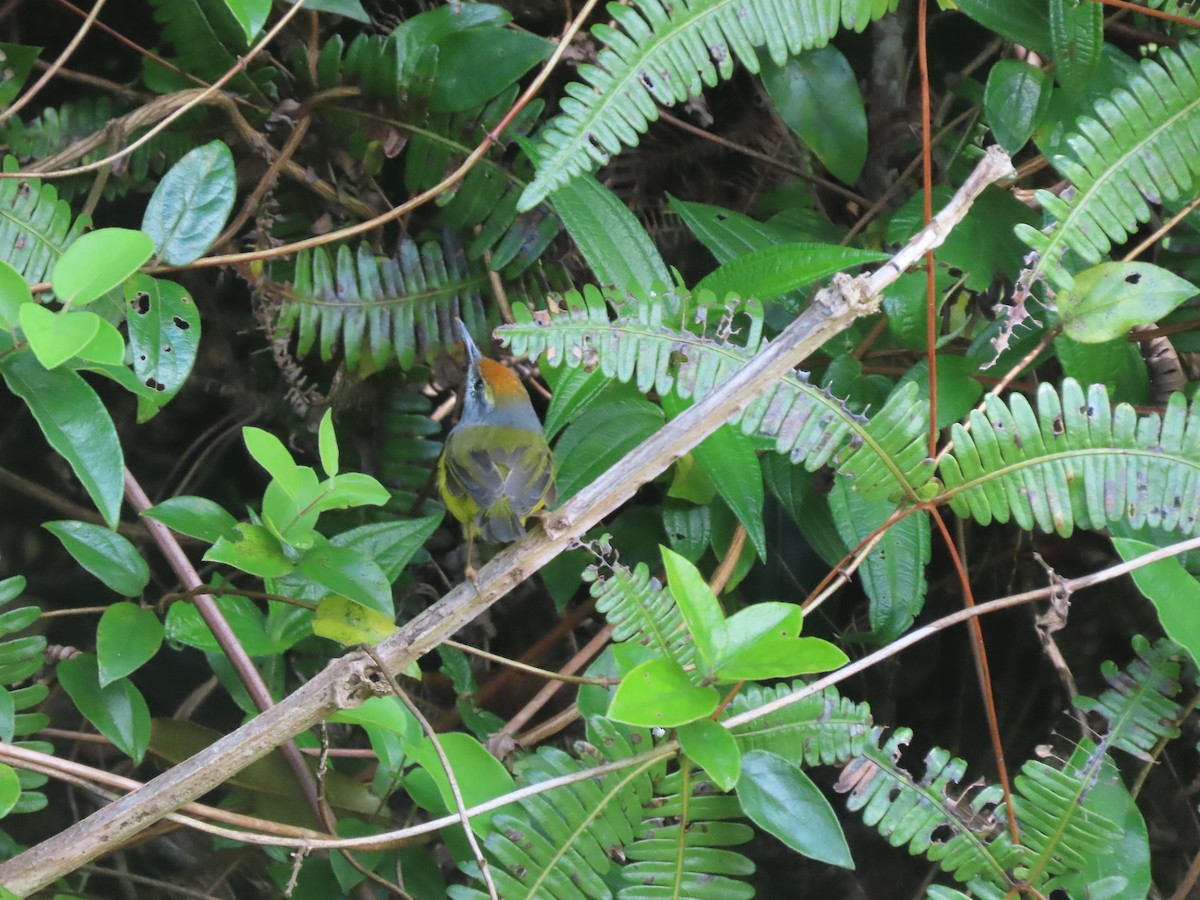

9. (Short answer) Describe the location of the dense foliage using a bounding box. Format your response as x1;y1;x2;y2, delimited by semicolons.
0;0;1198;897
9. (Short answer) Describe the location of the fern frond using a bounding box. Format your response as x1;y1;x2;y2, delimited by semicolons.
264;235;491;375
454;717;753;900
518;0;899;209
502;289;935;500
725;682;872;765
586;559;698;672
0;576;52;817
1072;635;1184;760
938;380;1200;538
2;98;204;200
835;727;1025;897
0;156;90;285
1017;40;1200;291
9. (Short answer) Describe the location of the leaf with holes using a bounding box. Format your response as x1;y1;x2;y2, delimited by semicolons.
125;275;200;421
1058;262;1198;344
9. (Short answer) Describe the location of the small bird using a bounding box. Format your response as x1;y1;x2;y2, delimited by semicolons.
438;318;555;576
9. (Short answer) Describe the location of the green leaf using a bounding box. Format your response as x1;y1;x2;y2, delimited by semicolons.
283;0;368;20
717;633;847;681
204;522;293;578
311;473;391;513
328;516;443;582
542;362;615;439
829;477;930;642
50;228;154;308
897;357;984;431
328;696;420;745
312;595;398;646
42;521;149;597
553;395;664;501
429;28;551;113
608;657;720;728
142;496;239;543
1058;262;1198;344
57;654;150;763
223;0;269;41
164;595;281;656
1053;333;1148;405
243;427;303;494
0;259;32;333
662;546;726;667
0;764;20;819
549;171;670;290
297;538;393;618
96;602;163;686
0;352;123;527
760;46;867;184
317;409;339;477
262;469;321;547
694;243;886;301
984;60;1052;154
124;275;201;419
76;317;125;366
1049;0;1102;95
142;141;236;265
664;393;766;559
956;0;1051;54
408;732;520;833
1112;538;1200;667
0;43;42;109
18;306;98;369
737;750;853;868
677;718;741;792
669;196;797;263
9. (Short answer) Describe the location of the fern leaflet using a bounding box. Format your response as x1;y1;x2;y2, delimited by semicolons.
0;156;89;285
938;379;1200;538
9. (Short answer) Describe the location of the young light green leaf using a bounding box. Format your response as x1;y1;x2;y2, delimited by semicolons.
737;750;854;868
143;141;237;265
760;46;868;185
243;426;303;494
608;657;720;728
0;764;19;818
76;317;125;366
1058;262;1198;344
96;602;163;686
1112;538;1200;667
408;732;520;833
297;538;393;618
677;718;741;792
0;259;32;333
311;473;390;513
317;409;339;477
716;634;847;681
662;546;726;666
125;275;200;417
57;654;151;763
43;521;149;597
984;60;1052;154
18;306;98;369
142;496;239;543
204;522;293;578
51;228;154;308
0;354;123;527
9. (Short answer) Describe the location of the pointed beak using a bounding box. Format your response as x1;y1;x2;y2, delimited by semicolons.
454;317;481;365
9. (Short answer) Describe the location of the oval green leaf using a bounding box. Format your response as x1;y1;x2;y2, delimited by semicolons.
143;141;236;265
677;718;741;792
737;749;854;868
608;657;719;728
0;259;32;333
0;763;20;818
984;60;1052;154
51;228;154;308
1059;262;1198;344
760;45;868;184
0;358;122;526
695;243;886;302
297;539;393;617
18;306;99;369
43;521;149;596
57;654;151;763
204;522;293;578
142;496;239;543
96;602;164;687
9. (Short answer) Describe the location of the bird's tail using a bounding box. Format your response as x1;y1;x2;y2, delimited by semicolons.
480;500;525;543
